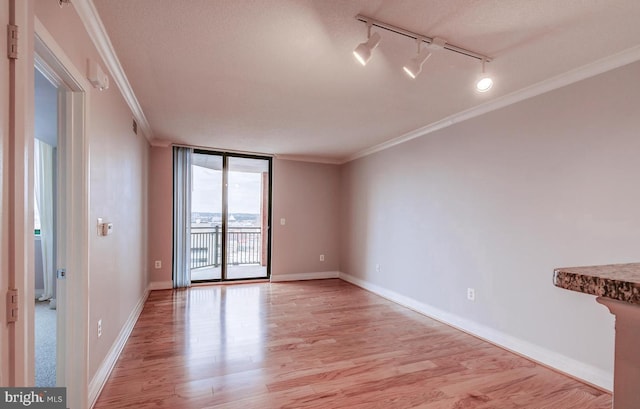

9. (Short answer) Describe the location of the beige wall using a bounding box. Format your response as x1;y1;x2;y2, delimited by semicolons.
272;159;341;276
148;146;173;284
340;60;640;386
35;2;149;381
147;153;341;283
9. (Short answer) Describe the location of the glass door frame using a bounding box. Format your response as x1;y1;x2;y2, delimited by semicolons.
191;149;272;282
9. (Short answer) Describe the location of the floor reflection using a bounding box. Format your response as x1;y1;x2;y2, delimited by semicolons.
185;285;265;368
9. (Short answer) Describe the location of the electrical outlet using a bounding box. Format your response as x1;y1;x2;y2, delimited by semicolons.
467;288;475;301
280;218;286;225
319;254;325;262
375;264;381;273
154;260;162;269
97;319;102;338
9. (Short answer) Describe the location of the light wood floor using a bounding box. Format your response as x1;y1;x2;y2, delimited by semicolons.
94;279;611;408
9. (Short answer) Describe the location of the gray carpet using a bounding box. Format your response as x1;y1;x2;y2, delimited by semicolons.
35;300;56;387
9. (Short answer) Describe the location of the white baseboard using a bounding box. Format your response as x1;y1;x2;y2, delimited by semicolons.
149;280;173;290
338;272;613;392
270;271;340;282
88;288;150;408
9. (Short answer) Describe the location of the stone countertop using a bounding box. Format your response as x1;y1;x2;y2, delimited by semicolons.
553;263;640;304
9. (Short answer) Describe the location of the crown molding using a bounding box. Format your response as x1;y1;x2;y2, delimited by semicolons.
276;154;343;165
149;138;172;148
344;44;640;164
73;0;153;141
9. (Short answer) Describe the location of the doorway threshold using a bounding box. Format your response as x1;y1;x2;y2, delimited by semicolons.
191;278;270;287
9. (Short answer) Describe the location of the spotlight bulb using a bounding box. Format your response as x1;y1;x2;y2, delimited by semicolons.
476;76;493;92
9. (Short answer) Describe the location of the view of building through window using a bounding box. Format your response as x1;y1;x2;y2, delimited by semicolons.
191;165;263;227
189;159;268;279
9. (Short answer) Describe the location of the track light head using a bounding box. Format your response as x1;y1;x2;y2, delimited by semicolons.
403;47;432;79
475;59;493;92
353;31;381;66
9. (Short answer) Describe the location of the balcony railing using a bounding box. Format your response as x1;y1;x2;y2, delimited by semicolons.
190;226;262;270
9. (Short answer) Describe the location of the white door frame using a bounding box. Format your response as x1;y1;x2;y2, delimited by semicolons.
0;0;11;388
9;0;36;388
10;7;90;407
34;18;91;409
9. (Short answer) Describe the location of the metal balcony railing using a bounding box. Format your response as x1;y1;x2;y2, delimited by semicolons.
190;226;262;269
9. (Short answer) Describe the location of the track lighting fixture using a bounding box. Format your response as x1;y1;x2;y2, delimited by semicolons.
353;23;381;66
354;15;494;91
475;59;493;93
403;40;432;79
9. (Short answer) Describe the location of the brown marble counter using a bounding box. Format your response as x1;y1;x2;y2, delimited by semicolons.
553;263;640;304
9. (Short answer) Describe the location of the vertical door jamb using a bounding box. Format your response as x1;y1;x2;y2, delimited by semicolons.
8;0;36;387
34;18;91;409
0;0;12;388
221;155;229;281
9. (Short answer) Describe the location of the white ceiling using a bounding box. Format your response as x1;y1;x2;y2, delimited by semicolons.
91;0;640;163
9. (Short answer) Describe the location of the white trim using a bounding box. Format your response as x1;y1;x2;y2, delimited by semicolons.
0;2;8;387
149;138;172;148
270;271;340;282
88;288;150;408
343;44;640;163
12;0;36;387
34;20;92;92
339;272;613;391
275;154;343;165
149;280;173;290
73;0;153;141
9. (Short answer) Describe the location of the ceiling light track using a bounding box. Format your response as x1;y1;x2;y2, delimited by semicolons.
355;15;492;63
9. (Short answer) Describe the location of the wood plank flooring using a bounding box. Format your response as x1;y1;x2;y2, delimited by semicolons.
94;279;611;408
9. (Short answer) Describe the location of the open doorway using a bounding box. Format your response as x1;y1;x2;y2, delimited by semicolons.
32;21;91;407
33;67;58;387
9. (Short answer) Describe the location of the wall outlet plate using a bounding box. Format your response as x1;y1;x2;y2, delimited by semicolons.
467;288;476;301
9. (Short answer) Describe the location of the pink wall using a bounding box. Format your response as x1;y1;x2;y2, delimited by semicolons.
35;2;149;381
339;60;640;387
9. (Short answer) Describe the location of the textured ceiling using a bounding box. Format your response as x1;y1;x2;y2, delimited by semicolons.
92;0;640;162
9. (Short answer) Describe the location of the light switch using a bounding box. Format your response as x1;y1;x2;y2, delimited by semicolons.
97;218;113;236
280;218;286;226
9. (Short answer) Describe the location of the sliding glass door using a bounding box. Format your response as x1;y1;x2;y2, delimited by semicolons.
190;153;223;281
188;150;271;282
226;156;270;279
